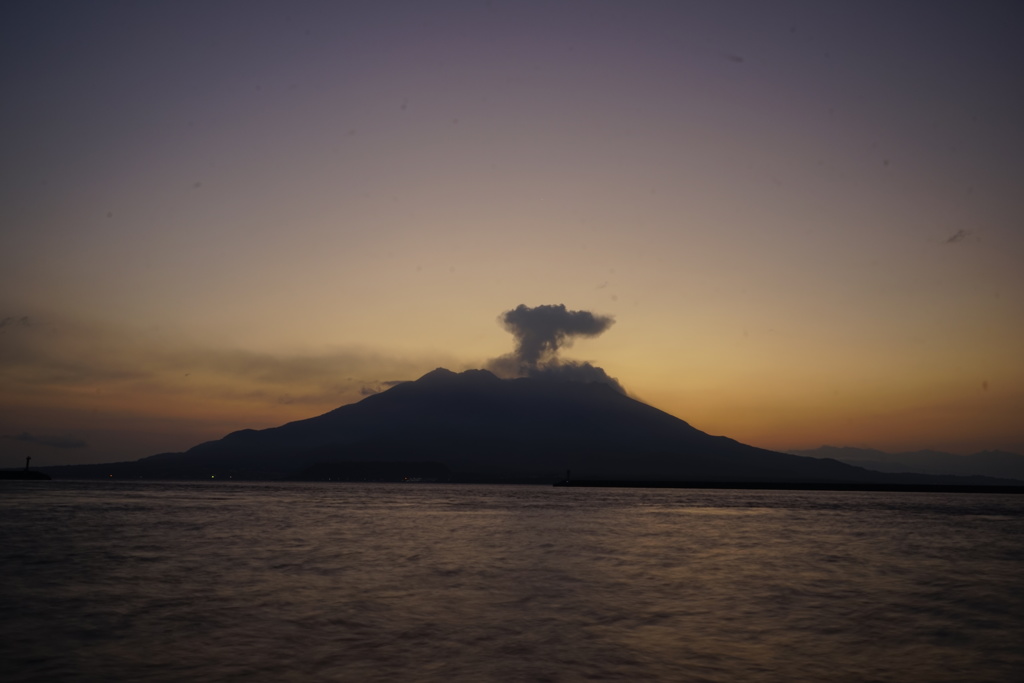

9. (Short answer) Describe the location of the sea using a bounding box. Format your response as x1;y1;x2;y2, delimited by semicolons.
2;481;1022;682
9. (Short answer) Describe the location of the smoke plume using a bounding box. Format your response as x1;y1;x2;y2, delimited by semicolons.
487;304;623;392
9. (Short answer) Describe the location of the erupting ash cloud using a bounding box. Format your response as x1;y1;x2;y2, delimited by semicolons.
503;304;614;366
487;304;623;392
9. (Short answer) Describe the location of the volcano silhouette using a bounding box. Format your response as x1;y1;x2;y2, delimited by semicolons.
58;367;902;482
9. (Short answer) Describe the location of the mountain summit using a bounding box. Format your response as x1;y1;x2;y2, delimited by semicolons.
51;368;906;482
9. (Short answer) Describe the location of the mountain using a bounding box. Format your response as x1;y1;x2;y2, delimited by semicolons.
790;446;1024;481
40;369;1019;484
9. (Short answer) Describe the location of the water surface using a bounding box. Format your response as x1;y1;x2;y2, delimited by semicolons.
3;481;1022;681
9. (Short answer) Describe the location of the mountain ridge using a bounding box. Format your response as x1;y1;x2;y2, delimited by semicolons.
791;445;1024;481
39;369;1021;485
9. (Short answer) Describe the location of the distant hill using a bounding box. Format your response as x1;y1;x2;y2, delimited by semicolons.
790;446;1024;482
41;369;1019;485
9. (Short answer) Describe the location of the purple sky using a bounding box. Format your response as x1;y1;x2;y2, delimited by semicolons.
2;1;1023;465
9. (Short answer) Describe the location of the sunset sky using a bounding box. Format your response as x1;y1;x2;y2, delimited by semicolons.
3;1;1022;467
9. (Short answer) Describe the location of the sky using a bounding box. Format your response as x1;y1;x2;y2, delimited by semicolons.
2;0;1023;467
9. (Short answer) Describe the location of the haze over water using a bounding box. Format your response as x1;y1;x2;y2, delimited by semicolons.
4;482;1022;682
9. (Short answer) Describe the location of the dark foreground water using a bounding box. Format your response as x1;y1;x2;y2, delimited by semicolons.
2;482;1022;682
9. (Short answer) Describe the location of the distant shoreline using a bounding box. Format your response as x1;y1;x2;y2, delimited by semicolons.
554;480;1024;494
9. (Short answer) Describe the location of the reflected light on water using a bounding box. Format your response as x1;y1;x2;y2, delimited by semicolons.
2;482;1022;682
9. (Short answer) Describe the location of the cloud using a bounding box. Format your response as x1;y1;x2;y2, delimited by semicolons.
486;304;623;392
945;229;972;244
360;380;408;396
527;360;626;393
0;316;31;330
3;432;87;449
0;313;448;410
499;303;615;368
